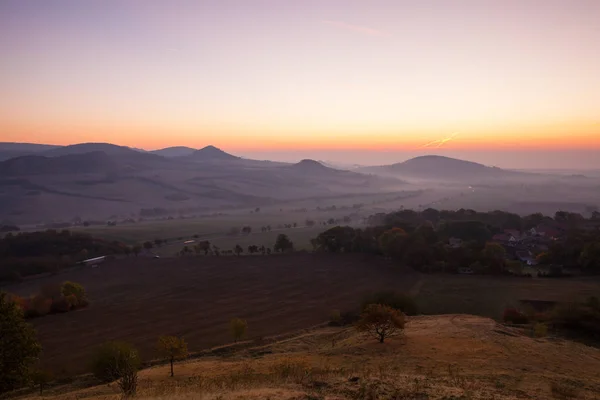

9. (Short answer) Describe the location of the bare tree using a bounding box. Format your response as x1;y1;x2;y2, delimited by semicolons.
355;304;405;343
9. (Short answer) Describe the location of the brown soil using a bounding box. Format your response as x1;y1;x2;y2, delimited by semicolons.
6;253;417;374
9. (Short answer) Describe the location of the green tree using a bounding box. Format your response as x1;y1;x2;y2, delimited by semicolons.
61;281;86;306
378;227;408;259
356;304;405;343
230;318;248;342
274;234;294;253
313;226;356;253
91;341;140;396
579;242;600;272
157;336;188;377
0;292;42;394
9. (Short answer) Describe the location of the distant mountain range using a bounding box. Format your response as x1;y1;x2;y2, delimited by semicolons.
0;142;62;161
0;142;405;224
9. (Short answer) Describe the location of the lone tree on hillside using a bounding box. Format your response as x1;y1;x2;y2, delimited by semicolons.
356;304;405;343
157;336;188;377
0;292;42;394
30;369;53;396
91;341;140;397
274;234;294;253
230;318;248;342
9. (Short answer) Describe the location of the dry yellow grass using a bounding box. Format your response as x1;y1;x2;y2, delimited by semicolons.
22;315;600;400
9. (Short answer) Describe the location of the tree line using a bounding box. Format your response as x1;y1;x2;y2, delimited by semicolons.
178;234;295;257
310;208;600;274
0;230;128;282
6;281;88;319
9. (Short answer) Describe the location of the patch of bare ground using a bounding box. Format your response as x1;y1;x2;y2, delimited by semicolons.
20;315;600;400
3;253;417;374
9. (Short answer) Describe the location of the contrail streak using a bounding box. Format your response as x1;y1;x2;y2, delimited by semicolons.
422;132;459;148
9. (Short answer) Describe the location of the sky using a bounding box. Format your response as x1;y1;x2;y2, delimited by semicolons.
0;0;599;168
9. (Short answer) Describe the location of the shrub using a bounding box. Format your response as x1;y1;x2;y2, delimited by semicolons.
91;341;140;396
329;309;342;326
61;281;86;306
533;322;548;338
29;295;52;318
230;318;248;342
356;304;405;343
361;291;418;316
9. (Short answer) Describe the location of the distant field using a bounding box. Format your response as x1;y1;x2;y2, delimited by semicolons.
414;274;600;319
5;253;416;375
154;226;328;256
69;209;365;245
61;189;442;245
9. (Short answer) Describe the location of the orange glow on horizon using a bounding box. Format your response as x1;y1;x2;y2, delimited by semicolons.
1;121;598;152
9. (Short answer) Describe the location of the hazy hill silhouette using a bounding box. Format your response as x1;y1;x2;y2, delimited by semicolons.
187;145;239;161
41;142;141;157
289;159;333;173
150;146;197;157
0;142;62;161
361;155;524;181
0;152;117;175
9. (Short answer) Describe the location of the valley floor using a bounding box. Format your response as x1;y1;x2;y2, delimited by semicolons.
22;315;600;400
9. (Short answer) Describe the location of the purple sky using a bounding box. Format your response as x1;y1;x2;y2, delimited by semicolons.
1;1;599;168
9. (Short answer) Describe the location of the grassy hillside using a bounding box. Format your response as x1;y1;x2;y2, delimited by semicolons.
20;314;600;399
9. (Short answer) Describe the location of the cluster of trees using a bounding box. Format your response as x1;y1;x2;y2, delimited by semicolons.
536;229;600;270
6;281;88;319
311;224;517;274
311;208;600;274
0;230;128;281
